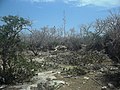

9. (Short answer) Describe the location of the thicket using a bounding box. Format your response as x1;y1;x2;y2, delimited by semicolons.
0;15;38;84
0;9;120;87
23;10;120;64
28;10;120;87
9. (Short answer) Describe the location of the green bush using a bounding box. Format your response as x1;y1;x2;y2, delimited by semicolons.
0;55;41;84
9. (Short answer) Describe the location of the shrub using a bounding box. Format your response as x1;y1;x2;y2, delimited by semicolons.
64;67;87;76
0;55;39;84
81;50;108;64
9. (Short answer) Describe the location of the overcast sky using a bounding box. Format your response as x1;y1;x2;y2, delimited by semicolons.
0;0;120;30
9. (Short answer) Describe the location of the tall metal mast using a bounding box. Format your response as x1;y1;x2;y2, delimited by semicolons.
63;10;66;37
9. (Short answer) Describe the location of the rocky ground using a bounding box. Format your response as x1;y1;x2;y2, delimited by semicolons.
2;70;103;90
0;50;115;90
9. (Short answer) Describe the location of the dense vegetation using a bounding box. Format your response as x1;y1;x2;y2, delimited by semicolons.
0;16;39;84
0;10;120;89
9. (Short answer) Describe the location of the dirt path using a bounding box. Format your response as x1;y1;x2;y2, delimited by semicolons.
57;72;102;90
31;57;103;90
2;55;104;90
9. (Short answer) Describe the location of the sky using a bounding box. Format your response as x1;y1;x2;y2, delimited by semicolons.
0;0;120;31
